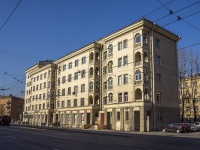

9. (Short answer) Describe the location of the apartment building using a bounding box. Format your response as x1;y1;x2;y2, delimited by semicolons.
24;60;56;125
179;75;200;123
24;18;180;131
0;95;24;122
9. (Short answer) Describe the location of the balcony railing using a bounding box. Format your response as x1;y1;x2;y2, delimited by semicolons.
135;80;142;85
108;69;113;73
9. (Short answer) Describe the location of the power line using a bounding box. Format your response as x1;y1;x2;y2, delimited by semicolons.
0;0;21;32
156;0;200;32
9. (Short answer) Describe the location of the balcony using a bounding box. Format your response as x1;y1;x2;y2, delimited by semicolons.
135;80;142;85
135;61;148;67
108;69;113;73
108;53;113;58
134;43;141;48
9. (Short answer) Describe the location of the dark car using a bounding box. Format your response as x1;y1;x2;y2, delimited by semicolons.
162;123;185;133
180;123;191;132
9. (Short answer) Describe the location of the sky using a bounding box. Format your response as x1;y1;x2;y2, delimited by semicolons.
0;0;200;97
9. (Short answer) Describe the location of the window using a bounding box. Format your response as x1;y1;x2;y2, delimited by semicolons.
186;115;190;120
118;42;122;50
68;74;72;82
156;55;161;66
123;39;128;48
73;114;77;124
156;92;161;102
40;74;43;80
143;33;148;44
108;93;113;103
156;74;161;83
75;59;79;67
62;88;65;96
57;101;60;108
63;64;66;71
44;82;46;88
81;98;84;106
135;70;142;81
74;99;77;107
135;33;141;44
74;72;78;80
124;92;128;102
103;82;107;90
124;74;128;84
81;84;85;93
125;110;129;121
43;93;46;99
67;100;71;107
103;52;107;60
117;112;120;121
155;38;160;48
36;85;38;90
124;56;128;65
40;83;42;89
194;89;198;95
108;77;113;87
103;66;107;75
108;44;113;53
39;94;41;99
81;70;85;78
118;93;122;103
186;107;190;111
61;101;65;108
68;87;71;95
82;56;86;64
68;62;72;69
62;76;66;83
74;86;78;94
118;75;122;85
195;98;199;103
37;76;39;81
158;111;162;121
195;106;199;111
186;99;190;103
89;81;93;90
118;58;122;67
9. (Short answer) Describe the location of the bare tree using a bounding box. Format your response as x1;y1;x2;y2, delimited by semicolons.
178;48;189;123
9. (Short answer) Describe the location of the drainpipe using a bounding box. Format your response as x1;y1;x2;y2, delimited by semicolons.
150;23;155;131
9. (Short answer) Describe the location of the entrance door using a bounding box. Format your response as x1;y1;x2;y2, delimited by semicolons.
87;113;90;124
107;112;112;129
101;113;104;125
134;111;140;131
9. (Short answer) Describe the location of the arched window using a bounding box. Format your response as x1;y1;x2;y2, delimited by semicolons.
108;77;113;87
135;70;142;81
90;52;94;60
89;81;93;90
135;33;141;44
135;88;142;100
89;95;93;104
108;93;113;103
108;44;113;53
90;67;93;76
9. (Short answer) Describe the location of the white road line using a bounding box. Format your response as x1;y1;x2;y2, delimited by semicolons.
5;136;16;139
52;148;60;150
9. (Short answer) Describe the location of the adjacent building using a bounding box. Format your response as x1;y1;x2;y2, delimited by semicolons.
0;95;24;122
24;18;180;131
179;75;200;123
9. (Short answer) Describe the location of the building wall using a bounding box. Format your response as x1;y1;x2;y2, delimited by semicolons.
24;19;180;131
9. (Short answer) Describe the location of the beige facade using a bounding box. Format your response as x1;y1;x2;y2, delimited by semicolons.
179;75;200;122
24;19;180;131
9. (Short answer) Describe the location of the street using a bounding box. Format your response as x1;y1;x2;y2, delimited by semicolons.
0;126;200;150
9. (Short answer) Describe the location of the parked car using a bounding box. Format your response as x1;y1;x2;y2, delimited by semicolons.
194;122;200;131
180;123;191;132
162;123;185;133
184;123;199;132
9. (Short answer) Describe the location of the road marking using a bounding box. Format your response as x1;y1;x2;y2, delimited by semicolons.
52;148;59;150
5;136;16;139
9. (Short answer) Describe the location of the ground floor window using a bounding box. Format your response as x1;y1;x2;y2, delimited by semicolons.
80;113;84;124
73;114;77;124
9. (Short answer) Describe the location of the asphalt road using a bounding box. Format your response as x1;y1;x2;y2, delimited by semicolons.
0;125;200;150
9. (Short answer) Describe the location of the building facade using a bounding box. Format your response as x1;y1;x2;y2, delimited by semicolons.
0;95;24;122
24;18;180;131
179;75;200;123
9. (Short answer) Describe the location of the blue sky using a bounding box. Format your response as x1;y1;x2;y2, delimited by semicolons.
0;0;200;97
